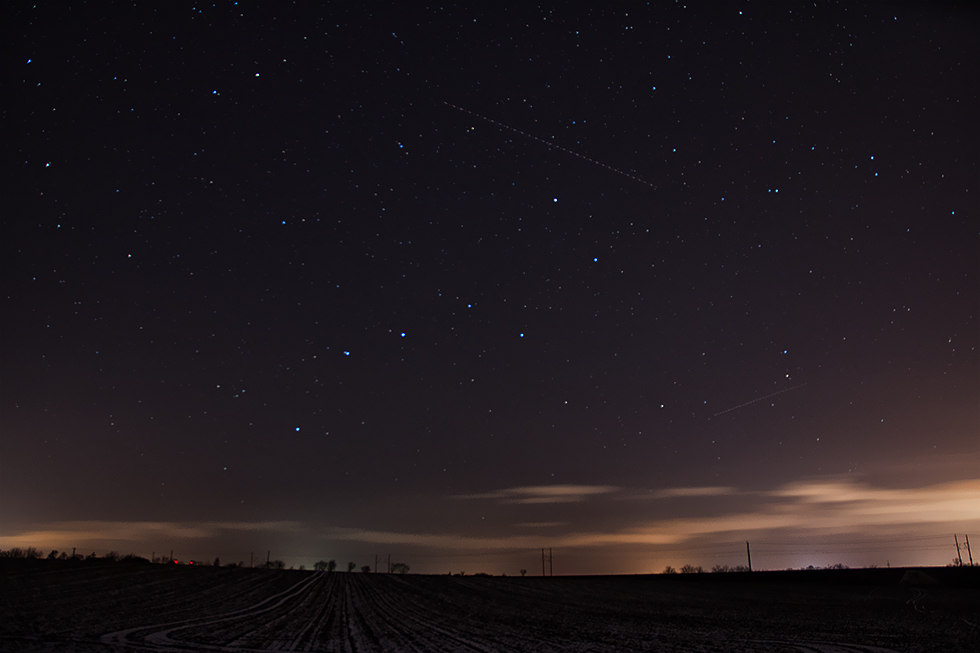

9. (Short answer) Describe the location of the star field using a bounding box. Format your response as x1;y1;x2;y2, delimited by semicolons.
1;2;977;573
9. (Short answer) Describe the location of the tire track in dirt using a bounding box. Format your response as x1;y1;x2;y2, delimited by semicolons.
99;571;322;649
226;571;334;649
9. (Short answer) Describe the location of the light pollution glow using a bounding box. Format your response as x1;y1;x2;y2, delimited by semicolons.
2;477;977;573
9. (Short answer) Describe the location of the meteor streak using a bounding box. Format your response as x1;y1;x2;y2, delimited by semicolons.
713;383;807;417
443;101;655;188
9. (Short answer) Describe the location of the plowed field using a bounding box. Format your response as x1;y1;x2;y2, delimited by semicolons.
1;563;976;652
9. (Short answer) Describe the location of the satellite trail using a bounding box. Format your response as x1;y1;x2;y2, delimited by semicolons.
443;101;655;188
713;383;807;417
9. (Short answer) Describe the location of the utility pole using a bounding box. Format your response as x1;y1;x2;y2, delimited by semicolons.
72;547;76;559
375;554;379;573
250;552;254;568
966;534;974;566
170;550;174;564
954;535;963;565
267;550;271;567
540;548;553;576
388;554;391;574
746;541;752;572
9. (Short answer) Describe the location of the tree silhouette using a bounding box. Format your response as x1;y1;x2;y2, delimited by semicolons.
662;565;677;574
347;561;356;573
390;562;410;574
361;565;371;573
328;559;337;572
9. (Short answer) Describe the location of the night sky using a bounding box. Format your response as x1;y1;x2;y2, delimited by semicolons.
2;2;977;574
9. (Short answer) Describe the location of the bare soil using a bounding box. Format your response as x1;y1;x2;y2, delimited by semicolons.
1;562;976;652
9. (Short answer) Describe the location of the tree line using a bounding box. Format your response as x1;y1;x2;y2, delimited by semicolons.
313;559;409;574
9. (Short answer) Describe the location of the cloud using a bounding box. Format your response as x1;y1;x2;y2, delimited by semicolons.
644;486;737;499
455;484;619;504
4;478;977;569
765;478;980;525
0;521;302;550
339;478;980;551
327;526;684;551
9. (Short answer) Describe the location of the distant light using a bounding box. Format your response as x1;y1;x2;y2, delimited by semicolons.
593;257;598;262
553;197;558;202
519;333;524;337
343;351;350;356
295;427;300;432
400;332;405;337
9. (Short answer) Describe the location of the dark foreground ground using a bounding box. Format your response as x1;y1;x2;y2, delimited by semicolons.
1;562;977;652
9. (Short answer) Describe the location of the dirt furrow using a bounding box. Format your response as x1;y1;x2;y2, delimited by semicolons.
233;573;336;650
355;575;532;653
283;572;340;651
